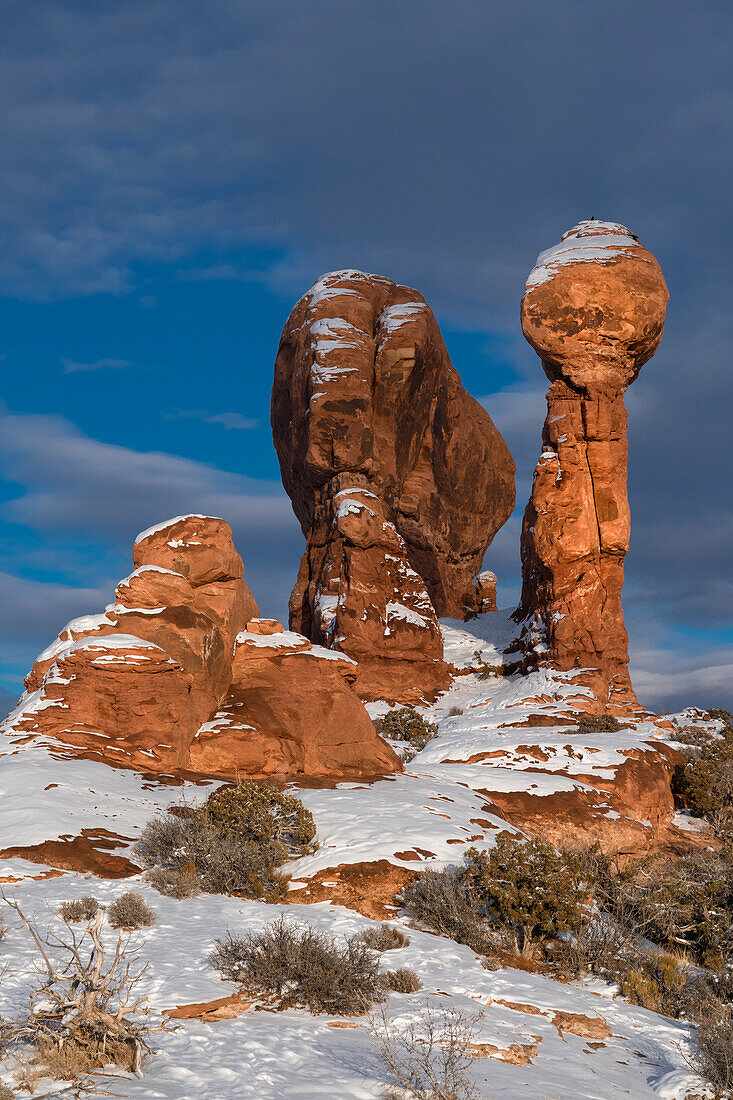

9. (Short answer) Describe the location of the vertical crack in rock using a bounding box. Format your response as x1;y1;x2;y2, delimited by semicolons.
510;221;669;712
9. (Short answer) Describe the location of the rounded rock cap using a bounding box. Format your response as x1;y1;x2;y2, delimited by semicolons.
521;220;669;389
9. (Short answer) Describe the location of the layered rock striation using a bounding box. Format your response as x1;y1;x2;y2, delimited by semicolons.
510;221;669;710
3;515;400;780
272;269;515;700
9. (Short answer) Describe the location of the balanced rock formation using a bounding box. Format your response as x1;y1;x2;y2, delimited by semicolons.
272;269;515;700
510;221;668;710
3;515;400;780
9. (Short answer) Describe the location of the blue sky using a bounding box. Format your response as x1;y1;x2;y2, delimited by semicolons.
1;1;731;715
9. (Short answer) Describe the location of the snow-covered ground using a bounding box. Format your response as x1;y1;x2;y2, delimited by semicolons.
0;612;716;1097
0;875;704;1099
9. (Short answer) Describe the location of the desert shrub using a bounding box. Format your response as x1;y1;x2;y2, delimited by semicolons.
673;724;717;752
0;914;6;942
145;865;202;899
205;783;317;854
358;924;410;952
619;952;687;1015
676;736;733;827
694;1018;733;1093
0;1083;12;1100
381;968;422;993
708;708;733;725
107;892;157;930
3;896;162;1077
596;849;733;969
210;916;385;1015
368;1001;480;1100
401;866;488;954
472;650;504;680
462;838;586;955
448;706;463;717
0;1017;11;1058
575;713;626;733
58;896;100;923
545;912;633;981
137;814;289;900
134;782;317;900
381;708;438;759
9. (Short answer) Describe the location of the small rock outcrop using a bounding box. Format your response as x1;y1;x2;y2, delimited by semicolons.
510;222;669;710
190;622;399;777
272;269;515;700
3;516;400;780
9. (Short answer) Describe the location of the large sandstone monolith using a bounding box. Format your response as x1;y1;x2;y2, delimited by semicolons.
3;515;400;779
510;221;668;710
272;269;515;701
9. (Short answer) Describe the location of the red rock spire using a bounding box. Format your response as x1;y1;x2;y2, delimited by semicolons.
510;221;669;711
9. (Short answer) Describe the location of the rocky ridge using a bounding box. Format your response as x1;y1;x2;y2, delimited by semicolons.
3;515;400;781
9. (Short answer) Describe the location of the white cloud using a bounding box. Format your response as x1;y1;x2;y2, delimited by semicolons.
166;409;260;430
630;640;733;714
61;356;132;373
0;407;302;673
0;406;293;541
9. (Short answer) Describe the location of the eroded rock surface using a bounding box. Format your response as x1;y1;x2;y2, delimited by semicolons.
510;222;668;711
4;516;399;780
190;624;400;778
272;269;515;699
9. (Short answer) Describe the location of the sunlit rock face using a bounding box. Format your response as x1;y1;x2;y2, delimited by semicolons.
272;269;515;701
510;221;669;712
3;516;400;780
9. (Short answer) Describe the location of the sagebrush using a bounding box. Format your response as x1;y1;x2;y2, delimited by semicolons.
357;924;410;952
210;915;385;1015
58;896;100;923
381;968;422;993
107;892;157;930
401;865;488;955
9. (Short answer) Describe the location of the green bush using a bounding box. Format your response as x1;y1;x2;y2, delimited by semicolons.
205;782;317;855
403;839;588;958
675;736;733;829
575;713;626;733
463;837;586;955
134;782;318;900
210;916;385;1015
381;708;438;760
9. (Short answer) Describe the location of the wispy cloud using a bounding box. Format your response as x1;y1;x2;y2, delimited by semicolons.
61;357;132;373
0;406;302;696
166;409;260;430
0;407;291;540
